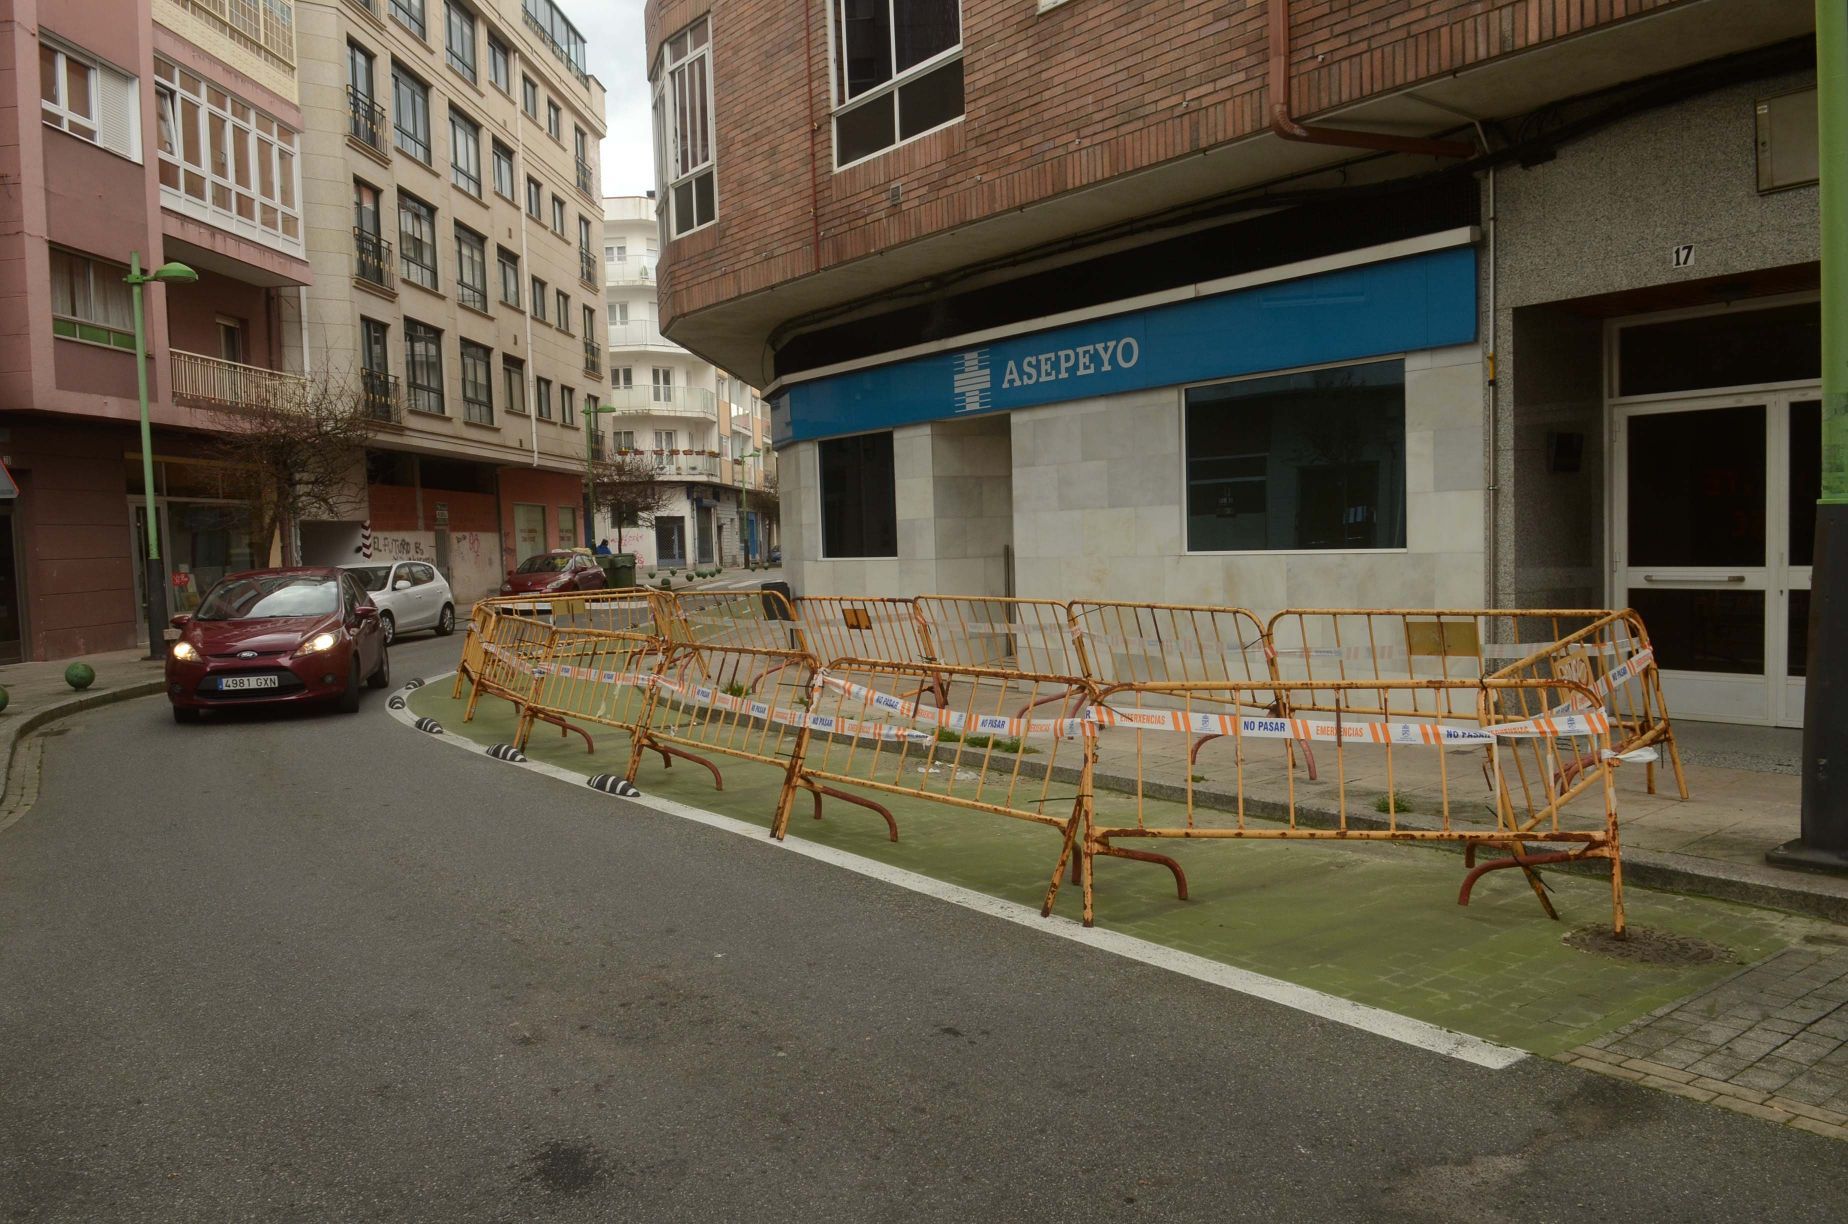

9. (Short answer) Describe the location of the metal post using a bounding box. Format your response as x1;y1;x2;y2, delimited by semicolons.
1771;0;1848;873
583;414;596;548
131;252;169;660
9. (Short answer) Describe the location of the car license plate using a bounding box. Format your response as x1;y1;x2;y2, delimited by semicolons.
219;675;279;691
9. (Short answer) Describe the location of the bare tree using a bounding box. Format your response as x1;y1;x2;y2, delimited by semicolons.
203;366;375;566
590;452;676;553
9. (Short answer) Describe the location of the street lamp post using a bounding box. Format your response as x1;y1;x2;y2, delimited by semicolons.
1771;0;1848;873
126;252;198;660
582;401;619;548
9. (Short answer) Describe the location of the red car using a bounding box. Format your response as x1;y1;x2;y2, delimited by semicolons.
165;567;389;723
499;549;607;596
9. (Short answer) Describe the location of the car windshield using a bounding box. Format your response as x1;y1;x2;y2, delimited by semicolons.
348;566;391;593
196;575;339;620
517;554;572;573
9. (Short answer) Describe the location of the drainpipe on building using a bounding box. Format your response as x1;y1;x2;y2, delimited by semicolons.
1266;0;1475;160
1478;125;1499;606
516;120;539;468
1771;0;1848;873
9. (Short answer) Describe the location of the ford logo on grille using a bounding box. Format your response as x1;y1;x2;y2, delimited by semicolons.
236;650;258;658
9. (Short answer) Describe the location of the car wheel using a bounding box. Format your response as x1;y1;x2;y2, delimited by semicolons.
436;603;455;636
379;610;396;646
337;657;362;714
368;645;391;689
171;705;201;724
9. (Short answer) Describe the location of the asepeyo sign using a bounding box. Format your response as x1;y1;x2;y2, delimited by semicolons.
773;246;1477;445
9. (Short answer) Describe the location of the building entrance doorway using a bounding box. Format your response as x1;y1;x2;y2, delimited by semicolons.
1612;392;1818;726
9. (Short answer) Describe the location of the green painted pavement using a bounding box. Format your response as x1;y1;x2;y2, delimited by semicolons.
410;682;1835;1056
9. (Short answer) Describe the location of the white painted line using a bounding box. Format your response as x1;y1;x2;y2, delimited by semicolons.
387;673;1526;1071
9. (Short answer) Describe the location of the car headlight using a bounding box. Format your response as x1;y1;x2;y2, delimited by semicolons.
170;641;197;661
293;631;339;657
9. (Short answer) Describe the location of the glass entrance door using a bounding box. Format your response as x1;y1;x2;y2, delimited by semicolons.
1614;392;1819;725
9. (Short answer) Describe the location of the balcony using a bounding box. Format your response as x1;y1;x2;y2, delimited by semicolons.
362;369;402;425
605;256;656;285
587;428;605;461
576;158;594;196
171;350;310;411
177;0;296;72
582;338;602;377
603;384;717;418
579;248;597;286
605;320;676;351
354;228;393;290
348;87;386;154
643;451;719;479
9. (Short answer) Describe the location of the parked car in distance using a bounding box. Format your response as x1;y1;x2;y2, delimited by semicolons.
343;561;456;646
768;544;782;566
500;549;607;595
166;568;389;723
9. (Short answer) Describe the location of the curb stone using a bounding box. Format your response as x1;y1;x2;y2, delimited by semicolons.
0;681;166;794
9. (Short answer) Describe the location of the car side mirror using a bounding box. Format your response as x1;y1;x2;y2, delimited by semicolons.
355;605;379;620
393;579;412;591
169;613;193;629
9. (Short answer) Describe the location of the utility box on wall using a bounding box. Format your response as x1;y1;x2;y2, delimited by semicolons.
1756;86;1819;194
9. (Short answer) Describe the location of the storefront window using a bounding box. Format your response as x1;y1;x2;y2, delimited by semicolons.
819;431;897;558
1184;359;1406;552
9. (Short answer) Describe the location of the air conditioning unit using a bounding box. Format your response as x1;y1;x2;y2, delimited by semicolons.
1755;87;1818;194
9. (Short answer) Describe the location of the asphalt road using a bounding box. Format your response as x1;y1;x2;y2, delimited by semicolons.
2;631;1844;1222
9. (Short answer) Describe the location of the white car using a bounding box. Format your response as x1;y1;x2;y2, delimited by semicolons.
342;561;457;646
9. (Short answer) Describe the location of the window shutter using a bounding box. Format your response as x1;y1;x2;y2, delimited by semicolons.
97;65;140;161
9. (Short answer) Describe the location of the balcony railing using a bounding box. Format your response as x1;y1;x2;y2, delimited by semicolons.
605;256;656;285
605;321;676;350
642;451;719;478
576;157;594;195
603;384;717;417
180;0;295;71
579;248;597;285
171;350;310;411
588;428;605;461
348;87;385;153
582;339;602;377
354;228;393;289
362;369;402;424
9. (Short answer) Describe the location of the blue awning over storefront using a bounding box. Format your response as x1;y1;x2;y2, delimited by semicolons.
772;245;1478;446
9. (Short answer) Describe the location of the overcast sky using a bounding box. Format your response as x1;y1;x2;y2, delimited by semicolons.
572;0;656;198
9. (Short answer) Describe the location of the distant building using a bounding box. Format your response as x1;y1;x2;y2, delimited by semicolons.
600;194;774;570
643;0;1820;727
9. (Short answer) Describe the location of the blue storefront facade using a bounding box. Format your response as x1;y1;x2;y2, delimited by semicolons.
769;235;1491;611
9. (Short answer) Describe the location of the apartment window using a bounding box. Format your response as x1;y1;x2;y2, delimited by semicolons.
392;65;431;162
404;320;445;415
398;192;438;289
455;224;488;311
830;0;963;167
577;216;593;253
582;304;597;337
613;429;635;451
605;242;622;262
555;289;570;330
42;39;139;160
608;301;628;325
612;367;634;390
654;430;678;452
154;61;300;245
525;176;542;218
546;99;562;141
521;76;538;117
651;367;673;402
820;432;898;557
491;140;515;198
1184;359;1407;552
550;195;565;233
560;385;576;426
389;0;427;38
497;247;521;307
503;356;527;414
488;36;510;92
444;2;477;83
652;17;716;235
345;42;383;150
48;248;135;349
449;109;481;195
530;277;548;322
460;340;494;423
360;318;390;375
535;376;553;420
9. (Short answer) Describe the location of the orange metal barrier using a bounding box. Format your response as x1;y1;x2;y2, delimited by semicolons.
912;596;1085;674
462;608;555;722
654;589;803;653
511;628;663;755
792;596;935;667
450;603;494;699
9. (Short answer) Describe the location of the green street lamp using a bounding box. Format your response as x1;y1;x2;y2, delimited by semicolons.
582;399;621;548
126;253;198;660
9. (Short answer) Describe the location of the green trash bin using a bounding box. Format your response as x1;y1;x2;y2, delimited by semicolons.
599;553;637;589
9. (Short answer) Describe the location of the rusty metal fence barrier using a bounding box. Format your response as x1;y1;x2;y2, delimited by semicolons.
792;596;934;667
1074;676;1626;931
510;628;663;755
450;603;494;698
791;657;1099;905
462;606;556;723
656;589;802;652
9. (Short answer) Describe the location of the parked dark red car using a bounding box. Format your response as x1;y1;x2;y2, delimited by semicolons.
165;568;389;723
499;549;607;595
